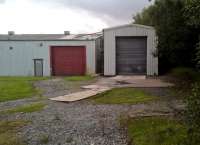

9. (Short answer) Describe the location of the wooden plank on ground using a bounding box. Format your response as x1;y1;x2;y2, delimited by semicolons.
50;87;111;102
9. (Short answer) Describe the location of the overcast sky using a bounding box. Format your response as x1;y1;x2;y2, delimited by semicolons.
0;0;152;34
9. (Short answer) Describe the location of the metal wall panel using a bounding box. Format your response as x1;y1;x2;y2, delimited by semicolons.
0;41;96;76
104;24;158;76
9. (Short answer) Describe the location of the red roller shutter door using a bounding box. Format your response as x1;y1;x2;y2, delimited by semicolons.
51;46;86;76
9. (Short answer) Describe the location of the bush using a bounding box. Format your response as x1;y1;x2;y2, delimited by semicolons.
184;83;200;145
195;40;200;70
169;67;200;81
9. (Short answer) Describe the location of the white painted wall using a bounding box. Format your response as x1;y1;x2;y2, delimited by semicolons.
0;40;96;76
104;24;158;76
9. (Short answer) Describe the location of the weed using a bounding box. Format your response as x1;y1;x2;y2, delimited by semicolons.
40;134;49;144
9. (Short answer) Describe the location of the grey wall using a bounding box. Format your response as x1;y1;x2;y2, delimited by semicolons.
104;24;158;76
0;40;96;76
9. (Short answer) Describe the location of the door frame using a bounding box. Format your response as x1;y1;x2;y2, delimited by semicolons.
33;59;44;77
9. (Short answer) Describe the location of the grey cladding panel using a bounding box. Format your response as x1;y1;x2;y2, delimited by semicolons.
116;37;147;75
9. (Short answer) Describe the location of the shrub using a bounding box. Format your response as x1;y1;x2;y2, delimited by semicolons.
195;40;200;71
184;83;200;145
169;67;200;81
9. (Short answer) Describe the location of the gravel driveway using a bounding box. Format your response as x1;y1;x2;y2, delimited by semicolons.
0;77;183;145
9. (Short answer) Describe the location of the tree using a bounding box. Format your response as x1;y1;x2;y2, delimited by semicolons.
134;0;199;73
184;0;200;27
133;5;155;26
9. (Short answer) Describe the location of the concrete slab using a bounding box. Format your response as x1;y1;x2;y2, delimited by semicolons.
81;85;107;89
112;75;146;80
50;75;173;102
96;76;173;88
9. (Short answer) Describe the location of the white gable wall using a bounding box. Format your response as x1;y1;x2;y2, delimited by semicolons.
104;25;158;76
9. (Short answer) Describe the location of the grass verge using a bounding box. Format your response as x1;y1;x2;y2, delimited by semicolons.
0;77;49;102
90;88;158;104
1;102;46;114
0;120;29;145
65;75;94;81
120;116;186;145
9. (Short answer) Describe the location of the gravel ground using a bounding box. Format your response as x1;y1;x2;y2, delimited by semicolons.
0;78;184;145
34;78;92;98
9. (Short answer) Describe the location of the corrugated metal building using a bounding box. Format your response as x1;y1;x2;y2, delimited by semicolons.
104;24;158;76
0;32;102;76
0;24;158;77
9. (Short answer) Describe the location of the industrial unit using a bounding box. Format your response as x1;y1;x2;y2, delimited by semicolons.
104;24;158;76
0;24;158;77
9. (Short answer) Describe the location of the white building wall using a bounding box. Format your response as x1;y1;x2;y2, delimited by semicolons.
0;40;96;76
104;24;158;76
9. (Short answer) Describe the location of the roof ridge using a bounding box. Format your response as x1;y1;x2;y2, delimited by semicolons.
103;23;155;31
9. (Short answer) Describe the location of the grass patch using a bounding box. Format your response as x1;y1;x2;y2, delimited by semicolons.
121;116;186;145
65;75;94;81
0;120;29;145
1;102;46;114
0;77;49;102
0;77;49;81
90;88;158;104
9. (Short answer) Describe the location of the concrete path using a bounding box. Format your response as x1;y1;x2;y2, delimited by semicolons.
50;76;173;102
96;76;173;88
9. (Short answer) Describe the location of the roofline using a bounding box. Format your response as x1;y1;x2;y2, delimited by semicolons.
0;32;103;41
103;24;155;31
0;39;96;41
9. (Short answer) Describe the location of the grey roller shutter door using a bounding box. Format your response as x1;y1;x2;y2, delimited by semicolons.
116;37;147;75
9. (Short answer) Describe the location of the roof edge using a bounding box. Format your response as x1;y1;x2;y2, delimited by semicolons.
103;24;155;31
0;39;96;42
